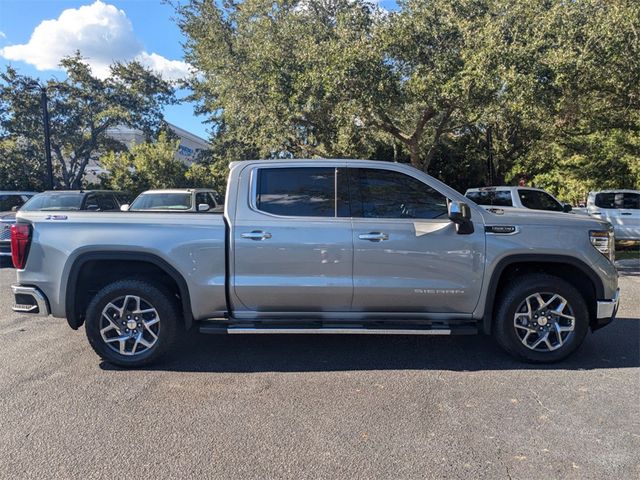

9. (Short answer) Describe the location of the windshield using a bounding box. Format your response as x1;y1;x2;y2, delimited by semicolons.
130;193;192;211
21;193;84;211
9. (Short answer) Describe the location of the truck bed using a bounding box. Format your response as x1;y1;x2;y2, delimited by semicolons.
15;211;227;321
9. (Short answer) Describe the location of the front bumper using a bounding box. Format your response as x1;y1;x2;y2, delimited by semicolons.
593;288;620;330
11;284;50;316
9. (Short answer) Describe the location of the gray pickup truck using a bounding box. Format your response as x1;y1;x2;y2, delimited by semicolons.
10;160;619;367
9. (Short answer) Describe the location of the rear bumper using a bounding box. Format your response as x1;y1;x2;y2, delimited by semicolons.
0;241;10;257
11;284;50;316
593;288;620;330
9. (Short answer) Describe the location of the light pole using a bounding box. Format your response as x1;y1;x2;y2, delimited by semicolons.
26;81;54;190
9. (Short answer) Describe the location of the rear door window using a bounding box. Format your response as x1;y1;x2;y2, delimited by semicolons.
255;167;336;217
348;168;448;219
595;192;639;209
518;189;563;211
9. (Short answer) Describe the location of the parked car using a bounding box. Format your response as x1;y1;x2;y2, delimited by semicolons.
465;186;571;214
0;191;36;258
122;188;223;213
586;190;640;241
11;160;618;367
20;190;128;213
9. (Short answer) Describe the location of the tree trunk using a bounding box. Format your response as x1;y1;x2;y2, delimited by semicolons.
408;142;421;169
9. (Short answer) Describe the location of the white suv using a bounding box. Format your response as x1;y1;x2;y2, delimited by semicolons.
465;186;571;214
587;190;640;241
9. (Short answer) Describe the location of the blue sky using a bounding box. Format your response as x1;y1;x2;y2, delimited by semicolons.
0;0;397;140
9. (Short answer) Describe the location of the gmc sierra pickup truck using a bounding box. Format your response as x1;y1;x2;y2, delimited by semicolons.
10;160;620;367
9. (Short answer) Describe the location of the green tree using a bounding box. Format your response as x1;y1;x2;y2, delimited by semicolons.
178;0;639;194
100;131;187;194
0;53;176;189
0;137;47;191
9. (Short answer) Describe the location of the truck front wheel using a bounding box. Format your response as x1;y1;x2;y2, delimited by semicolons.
84;279;179;367
494;274;589;363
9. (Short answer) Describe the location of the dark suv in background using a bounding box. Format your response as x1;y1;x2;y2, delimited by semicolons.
1;190;129;261
1;191;36;258
21;190;130;212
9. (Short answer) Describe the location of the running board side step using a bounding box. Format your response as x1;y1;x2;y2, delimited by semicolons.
199;324;477;335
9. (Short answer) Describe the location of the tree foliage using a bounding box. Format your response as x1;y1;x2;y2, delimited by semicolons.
100;131;186;193
178;0;640;199
0;53;176;189
100;131;226;195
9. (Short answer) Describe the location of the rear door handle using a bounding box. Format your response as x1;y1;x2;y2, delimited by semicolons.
358;232;389;242
620;212;632;216
241;230;272;241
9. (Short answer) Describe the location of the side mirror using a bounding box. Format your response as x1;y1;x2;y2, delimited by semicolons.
197;203;211;212
86;204;100;211
120;204;130;212
448;201;474;234
562;203;572;213
11;206;19;212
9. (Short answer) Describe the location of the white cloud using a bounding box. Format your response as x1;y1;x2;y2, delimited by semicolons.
0;1;191;81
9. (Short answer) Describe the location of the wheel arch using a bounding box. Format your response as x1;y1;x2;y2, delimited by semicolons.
483;254;603;334
65;251;193;331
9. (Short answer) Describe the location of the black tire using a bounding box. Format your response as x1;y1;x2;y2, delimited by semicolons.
494;273;589;363
85;279;179;367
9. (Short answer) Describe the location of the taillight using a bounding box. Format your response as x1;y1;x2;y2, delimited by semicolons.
10;224;32;269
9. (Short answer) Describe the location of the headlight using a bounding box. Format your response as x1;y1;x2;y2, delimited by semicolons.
590;229;615;263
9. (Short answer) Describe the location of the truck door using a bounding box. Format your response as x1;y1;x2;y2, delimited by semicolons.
347;166;485;314
232;165;353;313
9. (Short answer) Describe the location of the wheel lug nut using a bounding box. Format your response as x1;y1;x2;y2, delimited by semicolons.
133;330;137;334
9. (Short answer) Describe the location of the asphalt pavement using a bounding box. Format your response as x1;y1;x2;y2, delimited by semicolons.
0;258;638;479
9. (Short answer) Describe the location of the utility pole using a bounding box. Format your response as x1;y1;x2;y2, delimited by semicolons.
486;126;494;186
40;88;54;190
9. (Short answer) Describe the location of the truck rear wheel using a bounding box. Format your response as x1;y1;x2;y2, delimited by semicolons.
85;279;179;367
494;273;589;363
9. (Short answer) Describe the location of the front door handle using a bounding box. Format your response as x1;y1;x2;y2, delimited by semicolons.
241;230;272;241
620;212;632;216
358;232;389;242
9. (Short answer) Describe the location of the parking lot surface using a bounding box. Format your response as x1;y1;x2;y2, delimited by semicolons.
1;259;638;479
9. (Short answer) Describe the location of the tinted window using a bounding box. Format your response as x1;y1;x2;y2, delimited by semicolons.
195;192;217;211
96;194;118;211
212;191;224;206
256;167;335;217
493;191;513;207
595;192;639;209
21;193;84;211
130;193;192;211
349;168;447;219
465;190;513;207
0;195;28;211
518;189;562;211
84;194;99;210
